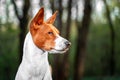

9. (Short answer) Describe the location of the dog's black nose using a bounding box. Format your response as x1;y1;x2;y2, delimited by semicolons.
65;41;71;47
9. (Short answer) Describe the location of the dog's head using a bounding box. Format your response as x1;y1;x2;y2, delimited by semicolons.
30;8;71;53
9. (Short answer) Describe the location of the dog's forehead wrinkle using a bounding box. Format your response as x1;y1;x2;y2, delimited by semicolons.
47;24;59;34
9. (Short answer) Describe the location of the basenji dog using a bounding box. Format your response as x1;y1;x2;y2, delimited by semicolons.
15;8;71;80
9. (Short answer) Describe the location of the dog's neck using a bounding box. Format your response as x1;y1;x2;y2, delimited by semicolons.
22;32;48;65
16;32;52;80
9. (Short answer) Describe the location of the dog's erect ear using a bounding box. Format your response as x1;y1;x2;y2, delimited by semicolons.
46;11;58;24
32;7;44;25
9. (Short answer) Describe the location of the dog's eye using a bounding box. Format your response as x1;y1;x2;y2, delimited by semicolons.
48;32;53;35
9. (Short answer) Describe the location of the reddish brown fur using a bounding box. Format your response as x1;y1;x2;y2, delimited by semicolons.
30;8;59;51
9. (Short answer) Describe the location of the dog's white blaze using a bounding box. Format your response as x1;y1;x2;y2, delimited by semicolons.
55;35;67;50
48;35;69;53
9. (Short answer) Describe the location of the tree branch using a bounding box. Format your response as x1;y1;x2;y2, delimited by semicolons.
11;0;20;20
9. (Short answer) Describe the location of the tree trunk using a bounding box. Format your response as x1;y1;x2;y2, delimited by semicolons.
12;0;30;63
74;0;92;80
52;0;63;80
50;0;55;13
39;0;43;6
61;0;72;80
19;19;28;63
103;0;115;76
57;0;63;32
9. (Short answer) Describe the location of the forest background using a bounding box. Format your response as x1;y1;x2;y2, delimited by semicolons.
0;0;120;80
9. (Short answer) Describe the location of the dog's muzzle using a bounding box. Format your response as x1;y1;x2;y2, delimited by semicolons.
48;36;71;53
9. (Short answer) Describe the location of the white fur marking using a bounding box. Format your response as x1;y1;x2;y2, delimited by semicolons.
15;32;52;80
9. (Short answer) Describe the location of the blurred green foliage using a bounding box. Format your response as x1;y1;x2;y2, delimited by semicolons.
0;23;19;80
0;20;120;80
68;20;120;79
0;0;120;80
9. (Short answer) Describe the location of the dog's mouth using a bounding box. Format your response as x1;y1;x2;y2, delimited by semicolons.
48;42;71;53
51;47;69;52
